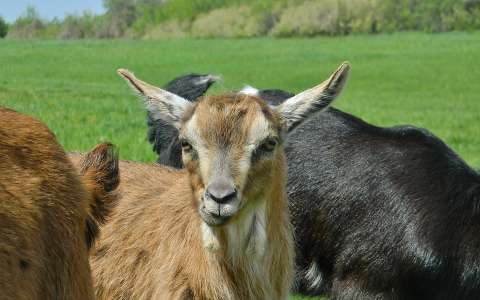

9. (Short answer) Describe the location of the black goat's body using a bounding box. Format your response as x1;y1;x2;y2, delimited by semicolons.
287;108;480;299
146;75;480;299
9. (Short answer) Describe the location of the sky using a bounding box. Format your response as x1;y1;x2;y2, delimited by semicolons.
1;0;106;22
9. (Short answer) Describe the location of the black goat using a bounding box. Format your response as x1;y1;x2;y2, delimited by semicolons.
144;73;480;299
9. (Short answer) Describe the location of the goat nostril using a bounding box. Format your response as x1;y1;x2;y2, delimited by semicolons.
206;186;237;204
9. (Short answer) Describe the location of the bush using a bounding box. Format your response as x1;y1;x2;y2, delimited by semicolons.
440;1;480;31
59;12;97;39
271;0;340;37
373;0;480;32
0;16;8;38
7;6;45;39
143;20;190;39
91;15;122;38
42;19;62;38
96;0;138;38
338;0;380;34
191;6;269;38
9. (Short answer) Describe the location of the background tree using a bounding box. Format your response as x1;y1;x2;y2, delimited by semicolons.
0;16;8;38
6;6;46;39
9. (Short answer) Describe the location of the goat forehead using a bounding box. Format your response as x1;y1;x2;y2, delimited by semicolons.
184;95;278;147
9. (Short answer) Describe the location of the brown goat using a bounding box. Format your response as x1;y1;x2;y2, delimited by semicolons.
0;108;119;300
85;63;349;300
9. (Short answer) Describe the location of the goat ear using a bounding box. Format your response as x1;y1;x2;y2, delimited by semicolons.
117;69;191;128
79;142;120;249
276;62;350;131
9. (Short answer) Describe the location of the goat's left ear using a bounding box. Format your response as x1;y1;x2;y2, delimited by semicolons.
117;69;191;129
276;62;350;131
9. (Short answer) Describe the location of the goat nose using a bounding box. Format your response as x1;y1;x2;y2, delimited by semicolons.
206;181;237;204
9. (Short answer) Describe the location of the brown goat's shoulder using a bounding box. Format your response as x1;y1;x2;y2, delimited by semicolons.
90;161;198;299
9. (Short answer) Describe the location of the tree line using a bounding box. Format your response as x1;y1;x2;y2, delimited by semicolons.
1;0;479;39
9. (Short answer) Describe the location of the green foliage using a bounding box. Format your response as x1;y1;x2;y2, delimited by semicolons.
7;6;46;39
145;0;259;22
131;0;289;34
143;20;190;39
270;0;381;37
191;6;268;38
5;0;480;39
338;0;380;34
374;0;480;32
271;0;341;37
0;16;8;38
135;0;480;38
59;12;97;39
91;0;139;38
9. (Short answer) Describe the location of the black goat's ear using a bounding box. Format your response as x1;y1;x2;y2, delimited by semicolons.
276;62;350;131
117;69;192;129
164;74;220;101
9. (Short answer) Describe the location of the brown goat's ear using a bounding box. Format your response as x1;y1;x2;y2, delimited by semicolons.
117;69;191;129
80;143;120;249
276;62;350;131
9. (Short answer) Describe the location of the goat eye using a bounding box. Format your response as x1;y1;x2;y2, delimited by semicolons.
258;138;277;153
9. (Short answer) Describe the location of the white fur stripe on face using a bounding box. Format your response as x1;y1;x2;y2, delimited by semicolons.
247;110;272;145
233;109;272;189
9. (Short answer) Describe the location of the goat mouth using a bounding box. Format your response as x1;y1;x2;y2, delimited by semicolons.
199;203;234;226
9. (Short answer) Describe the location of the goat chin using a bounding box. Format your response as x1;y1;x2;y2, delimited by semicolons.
201;222;220;252
202;201;267;259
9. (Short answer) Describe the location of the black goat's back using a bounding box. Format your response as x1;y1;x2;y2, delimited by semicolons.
288;108;480;299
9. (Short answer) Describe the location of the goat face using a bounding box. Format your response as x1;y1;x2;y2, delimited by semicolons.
179;95;284;226
117;63;350;227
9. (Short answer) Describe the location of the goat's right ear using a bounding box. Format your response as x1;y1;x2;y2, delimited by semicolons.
117;69;191;129
276;62;350;131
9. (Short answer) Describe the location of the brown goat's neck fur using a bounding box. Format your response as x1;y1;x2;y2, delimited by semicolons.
197;154;291;299
88;158;294;300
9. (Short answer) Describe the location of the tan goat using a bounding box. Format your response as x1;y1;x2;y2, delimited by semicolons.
0;108;119;300
87;63;350;300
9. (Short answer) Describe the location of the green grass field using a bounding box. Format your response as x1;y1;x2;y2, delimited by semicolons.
0;32;479;299
1;32;480;167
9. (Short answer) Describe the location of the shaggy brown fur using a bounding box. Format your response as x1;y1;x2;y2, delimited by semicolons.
0;108;119;300
76;158;293;300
